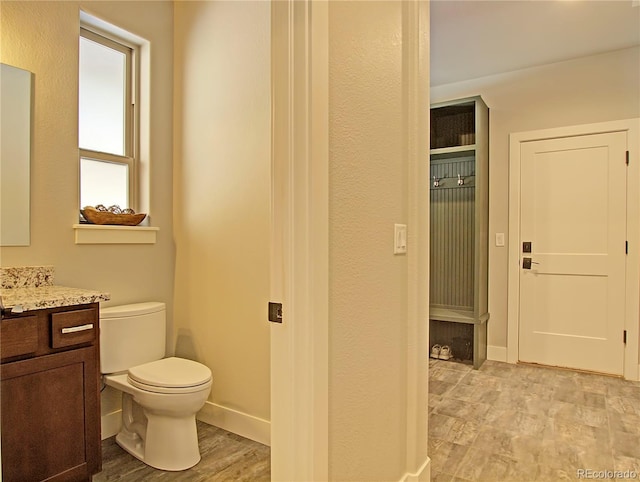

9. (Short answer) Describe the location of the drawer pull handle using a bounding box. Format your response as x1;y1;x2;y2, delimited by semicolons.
61;323;94;334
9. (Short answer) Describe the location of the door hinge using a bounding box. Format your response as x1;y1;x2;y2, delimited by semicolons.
268;302;283;323
623;330;627;344
626;150;629;165
626;240;629;254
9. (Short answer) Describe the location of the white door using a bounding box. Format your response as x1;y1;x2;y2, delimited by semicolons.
518;131;628;375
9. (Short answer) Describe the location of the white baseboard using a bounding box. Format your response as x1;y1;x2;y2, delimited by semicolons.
399;457;431;482
101;410;122;440
487;345;507;362
197;401;271;447
102;402;270;446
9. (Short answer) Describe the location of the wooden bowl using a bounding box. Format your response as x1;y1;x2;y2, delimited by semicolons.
81;206;147;226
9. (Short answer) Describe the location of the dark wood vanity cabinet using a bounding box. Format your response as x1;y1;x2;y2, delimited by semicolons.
1;303;101;482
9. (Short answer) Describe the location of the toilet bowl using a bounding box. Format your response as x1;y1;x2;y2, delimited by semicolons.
100;303;212;471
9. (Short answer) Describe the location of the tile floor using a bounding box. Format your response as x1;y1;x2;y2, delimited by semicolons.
429;359;640;482
94;359;640;481
93;421;270;481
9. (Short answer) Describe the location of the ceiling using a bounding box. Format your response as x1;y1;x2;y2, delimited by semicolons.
430;0;640;86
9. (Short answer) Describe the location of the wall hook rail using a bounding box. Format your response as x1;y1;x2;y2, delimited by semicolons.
430;173;475;190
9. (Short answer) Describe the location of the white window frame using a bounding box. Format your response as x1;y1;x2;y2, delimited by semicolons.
79;26;138;211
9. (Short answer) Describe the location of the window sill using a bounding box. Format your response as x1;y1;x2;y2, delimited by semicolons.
73;224;159;244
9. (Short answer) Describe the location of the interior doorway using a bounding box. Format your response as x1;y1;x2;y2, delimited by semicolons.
507;119;640;380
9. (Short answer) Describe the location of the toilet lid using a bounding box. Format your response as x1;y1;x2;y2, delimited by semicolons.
128;357;212;389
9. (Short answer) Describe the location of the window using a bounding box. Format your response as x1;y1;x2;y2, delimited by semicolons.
79;27;136;211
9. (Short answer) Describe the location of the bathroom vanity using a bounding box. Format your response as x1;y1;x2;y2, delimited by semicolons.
0;266;110;482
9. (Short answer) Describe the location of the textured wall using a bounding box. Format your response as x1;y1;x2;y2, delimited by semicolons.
0;0;174;311
0;0;175;423
173;1;271;423
0;1;175;320
432;46;640;352
328;2;410;479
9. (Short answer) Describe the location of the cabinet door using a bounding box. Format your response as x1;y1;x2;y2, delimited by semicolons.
1;347;97;482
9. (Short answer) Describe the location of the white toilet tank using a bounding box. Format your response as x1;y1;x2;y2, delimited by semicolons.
100;302;167;374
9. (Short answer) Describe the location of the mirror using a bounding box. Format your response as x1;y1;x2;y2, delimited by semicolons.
1;63;32;246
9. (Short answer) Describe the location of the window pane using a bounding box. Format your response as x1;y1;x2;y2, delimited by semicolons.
79;36;126;155
80;158;129;209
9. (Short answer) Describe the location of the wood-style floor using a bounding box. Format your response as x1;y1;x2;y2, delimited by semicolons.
429;359;640;481
93;422;270;481
95;359;640;481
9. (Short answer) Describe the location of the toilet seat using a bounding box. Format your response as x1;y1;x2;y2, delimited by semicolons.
127;357;212;394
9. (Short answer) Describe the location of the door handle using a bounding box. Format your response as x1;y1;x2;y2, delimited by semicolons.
522;257;540;269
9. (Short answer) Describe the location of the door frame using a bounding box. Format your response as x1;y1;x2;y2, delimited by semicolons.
507;119;640;381
270;1;329;480
270;1;430;480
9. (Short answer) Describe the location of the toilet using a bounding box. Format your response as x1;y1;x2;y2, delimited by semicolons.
100;302;212;471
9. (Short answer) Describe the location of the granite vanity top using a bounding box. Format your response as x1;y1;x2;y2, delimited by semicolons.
0;266;110;313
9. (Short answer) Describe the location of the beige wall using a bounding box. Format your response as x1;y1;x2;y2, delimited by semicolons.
1;2;429;469
173;1;271;423
0;0;174;312
328;2;426;479
1;0;270;438
432;46;640;352
0;0;175;318
1;0;175;421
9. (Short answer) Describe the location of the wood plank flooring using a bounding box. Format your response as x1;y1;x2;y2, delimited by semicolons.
429;359;640;481
93;421;270;481
95;359;640;481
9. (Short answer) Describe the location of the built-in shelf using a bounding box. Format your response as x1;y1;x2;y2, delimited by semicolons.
429;96;489;370
430;145;477;157
429;307;489;325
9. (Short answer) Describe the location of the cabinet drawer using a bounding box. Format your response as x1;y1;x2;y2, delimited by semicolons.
1;316;38;360
51;309;96;349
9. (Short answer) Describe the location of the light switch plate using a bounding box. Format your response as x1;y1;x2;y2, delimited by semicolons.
495;232;505;247
394;224;407;254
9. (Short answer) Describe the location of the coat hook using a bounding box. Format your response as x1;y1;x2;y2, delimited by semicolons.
457;174;464;186
433;176;440;188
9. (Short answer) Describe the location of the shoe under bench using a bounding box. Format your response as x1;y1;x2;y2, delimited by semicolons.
429;307;488;370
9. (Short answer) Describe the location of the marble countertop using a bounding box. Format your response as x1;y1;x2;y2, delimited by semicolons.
1;285;111;313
